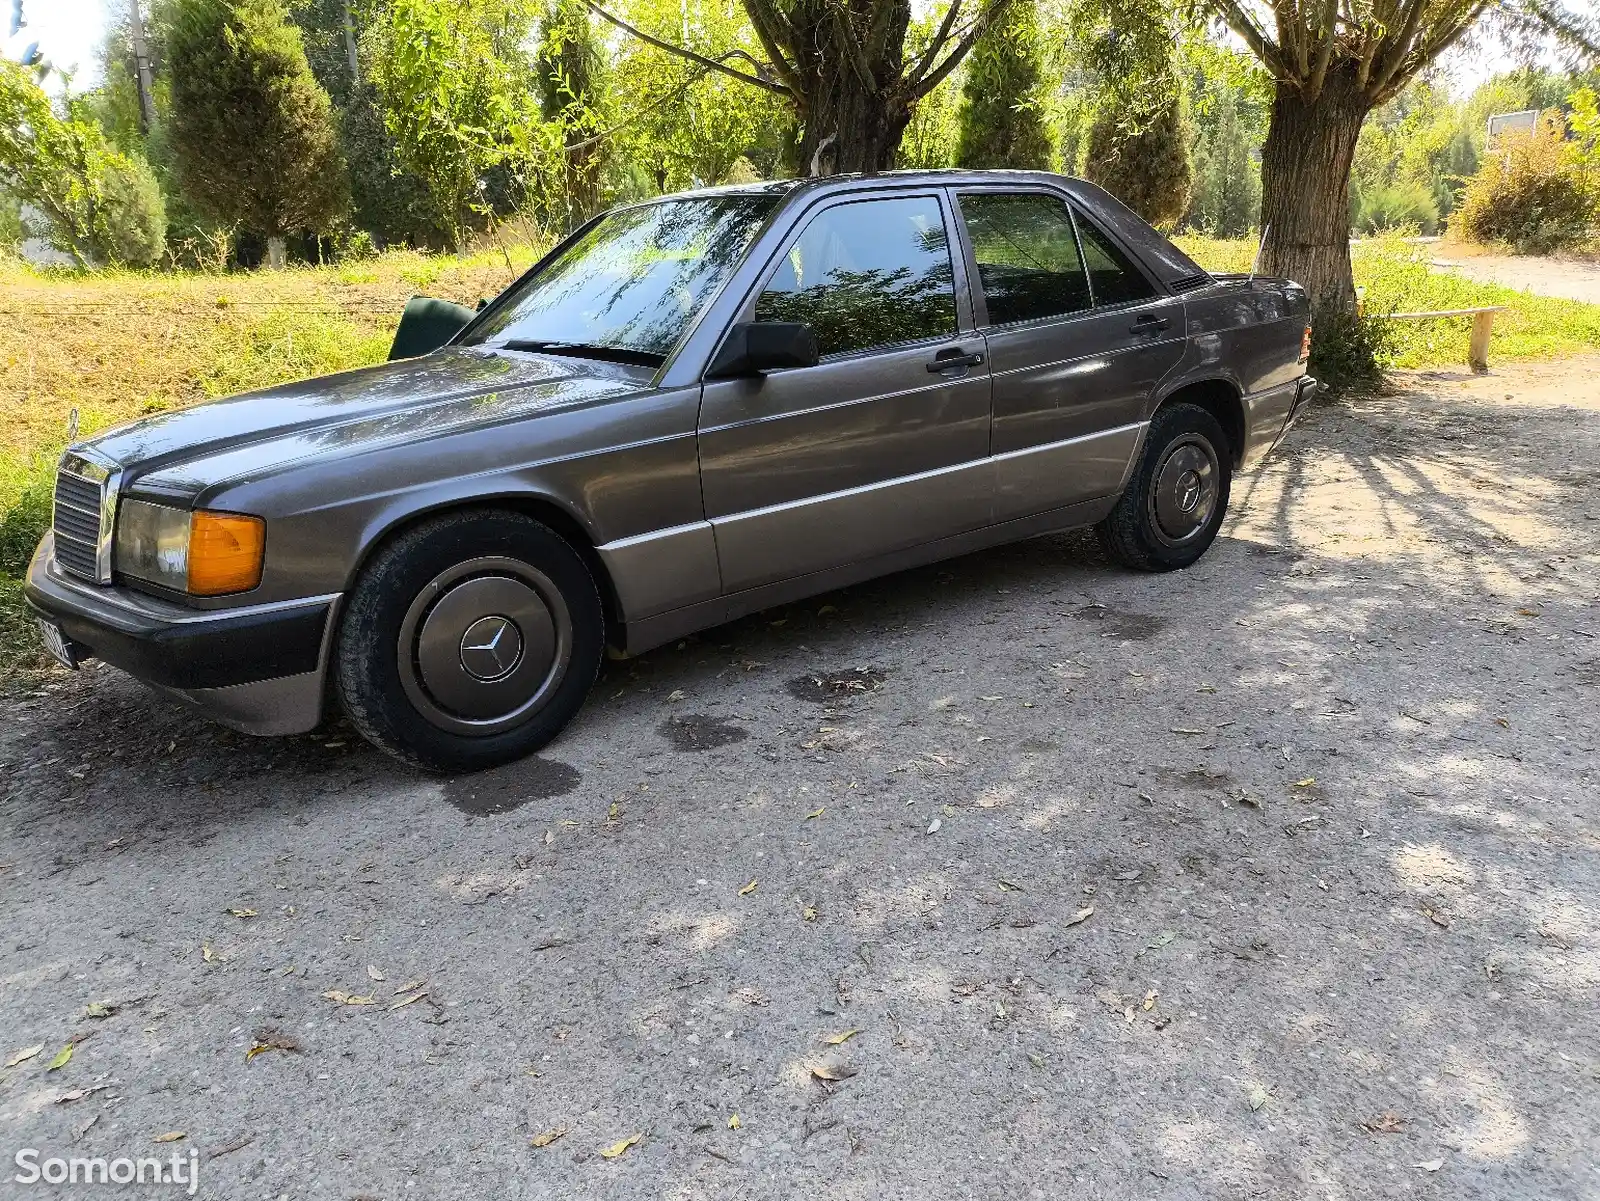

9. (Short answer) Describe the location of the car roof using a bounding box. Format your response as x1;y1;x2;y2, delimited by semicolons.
656;171;1210;292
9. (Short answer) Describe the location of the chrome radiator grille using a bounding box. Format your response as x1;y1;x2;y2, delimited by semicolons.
52;452;118;582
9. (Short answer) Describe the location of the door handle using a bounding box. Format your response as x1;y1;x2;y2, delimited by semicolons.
1130;314;1171;335
926;349;985;374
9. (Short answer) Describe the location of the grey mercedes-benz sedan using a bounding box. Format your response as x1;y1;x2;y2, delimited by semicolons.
26;171;1316;771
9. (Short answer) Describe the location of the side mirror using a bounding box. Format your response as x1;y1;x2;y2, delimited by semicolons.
707;321;820;378
388;296;477;361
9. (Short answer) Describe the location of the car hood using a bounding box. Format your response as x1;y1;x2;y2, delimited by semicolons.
77;348;646;491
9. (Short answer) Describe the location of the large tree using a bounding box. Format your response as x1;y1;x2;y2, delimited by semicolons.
165;0;347;266
538;0;608;226
1207;0;1600;312
587;0;1017;174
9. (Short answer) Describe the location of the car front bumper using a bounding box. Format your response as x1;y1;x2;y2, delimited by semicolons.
24;533;337;736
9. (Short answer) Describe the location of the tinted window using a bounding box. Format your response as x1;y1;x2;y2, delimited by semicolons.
1074;213;1156;306
959;193;1091;325
466;195;776;360
755;197;956;356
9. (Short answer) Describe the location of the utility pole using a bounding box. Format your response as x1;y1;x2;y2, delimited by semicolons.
128;0;156;132
341;0;359;78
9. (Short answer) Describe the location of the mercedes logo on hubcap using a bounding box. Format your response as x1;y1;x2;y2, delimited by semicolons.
1176;469;1202;513
459;615;522;681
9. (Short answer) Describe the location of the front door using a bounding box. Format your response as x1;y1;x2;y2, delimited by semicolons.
953;189;1185;523
697;192;992;594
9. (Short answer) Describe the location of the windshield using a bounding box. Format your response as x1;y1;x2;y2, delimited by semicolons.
464;195;779;363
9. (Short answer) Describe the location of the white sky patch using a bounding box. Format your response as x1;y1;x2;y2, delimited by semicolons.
4;0;111;92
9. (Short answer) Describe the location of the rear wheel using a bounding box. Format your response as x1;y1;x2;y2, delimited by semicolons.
335;510;603;772
1096;402;1232;572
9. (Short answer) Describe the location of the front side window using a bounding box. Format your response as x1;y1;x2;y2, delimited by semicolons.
958;192;1091;326
1074;212;1157;307
466;195;777;362
754;196;956;357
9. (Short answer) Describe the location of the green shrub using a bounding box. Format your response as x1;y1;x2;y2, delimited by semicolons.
1082;89;1195;230
1309;302;1394;396
1453;112;1595;253
1352;179;1439;235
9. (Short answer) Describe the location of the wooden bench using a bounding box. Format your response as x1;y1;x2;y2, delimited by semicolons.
1382;306;1507;373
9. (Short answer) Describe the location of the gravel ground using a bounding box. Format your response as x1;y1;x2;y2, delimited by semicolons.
2;361;1598;1201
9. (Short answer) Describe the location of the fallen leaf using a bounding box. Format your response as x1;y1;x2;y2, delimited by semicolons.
245;1028;302;1061
668;689;687;702
810;1063;858;1083
543;829;555;845
1247;1084;1270;1112
46;1044;73;1071
84;1002;118;1019
1027;1052;1045;1069
1292;778;1316;788
201;944;220;963
320;990;377;1006
153;1132;186;1144
7;1044;44;1067
1143;989;1158;1011
393;979;427;996
1422;907;1450;929
1414;1159;1444;1172
388;991;429;1011
728;1114;741;1129
1495;716;1509;728
805;807;825;820
823;1029;861;1046
997;879;1024;892
600;1133;642;1160
1171;727;1206;736
802;905;818;922
927;818;941;835
738;879;758;896
1064;906;1094;927
227;908;257;919
530;1126;568;1148
366;965;385;983
1362;1112;1406;1135
55;1085;106;1104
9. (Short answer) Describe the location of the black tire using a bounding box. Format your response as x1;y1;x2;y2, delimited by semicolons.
1096;402;1232;572
335;510;604;772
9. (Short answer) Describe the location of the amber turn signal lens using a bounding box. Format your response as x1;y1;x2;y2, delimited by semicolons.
187;511;265;596
1299;325;1313;362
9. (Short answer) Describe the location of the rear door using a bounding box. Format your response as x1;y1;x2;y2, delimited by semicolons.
952;188;1185;523
697;191;992;593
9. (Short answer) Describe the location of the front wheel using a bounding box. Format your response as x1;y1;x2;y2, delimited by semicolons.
335;510;604;772
1096;402;1232;572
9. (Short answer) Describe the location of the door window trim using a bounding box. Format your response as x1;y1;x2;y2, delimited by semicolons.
710;188;977;372
950;184;1169;329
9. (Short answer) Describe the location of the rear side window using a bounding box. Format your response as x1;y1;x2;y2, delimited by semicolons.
755;196;956;356
1074;213;1156;306
958;193;1091;326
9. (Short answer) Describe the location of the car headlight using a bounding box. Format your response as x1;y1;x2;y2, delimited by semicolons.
115;500;265;596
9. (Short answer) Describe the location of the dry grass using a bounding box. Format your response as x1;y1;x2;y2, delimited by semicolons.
0;245;543;461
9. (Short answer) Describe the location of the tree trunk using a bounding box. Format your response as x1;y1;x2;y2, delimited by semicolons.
1257;69;1371;315
266;236;287;269
796;82;912;175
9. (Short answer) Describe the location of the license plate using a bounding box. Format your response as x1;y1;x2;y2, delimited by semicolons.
37;618;79;670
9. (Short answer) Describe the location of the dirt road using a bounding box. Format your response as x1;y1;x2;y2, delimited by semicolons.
1;361;1597;1200
1430;252;1600;305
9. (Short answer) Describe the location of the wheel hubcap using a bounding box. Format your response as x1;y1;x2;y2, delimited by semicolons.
398;558;572;736
1150;436;1220;545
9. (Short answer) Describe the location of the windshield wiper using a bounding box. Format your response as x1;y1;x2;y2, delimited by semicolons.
499;339;664;368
